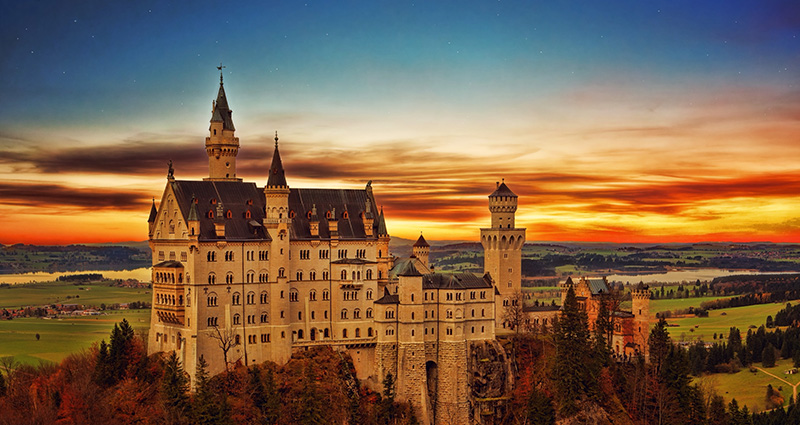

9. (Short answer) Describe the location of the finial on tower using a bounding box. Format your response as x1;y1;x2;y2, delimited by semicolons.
217;63;226;84
274;131;279;147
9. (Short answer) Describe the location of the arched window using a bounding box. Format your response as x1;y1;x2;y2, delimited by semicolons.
355;328;361;338
341;309;348;319
260;291;268;304
366;308;373;318
341;270;347;280
260;312;268;323
366;289;373;300
342;328;348;338
208;273;216;284
366;269;373;280
247;292;256;304
232;292;241;305
233;314;241;325
353;309;361;319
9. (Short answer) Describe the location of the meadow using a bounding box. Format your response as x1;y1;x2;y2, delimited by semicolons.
662;302;788;343
0;310;150;366
0;280;151;309
696;358;799;413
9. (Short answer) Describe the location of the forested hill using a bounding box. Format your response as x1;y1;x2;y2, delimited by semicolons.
0;244;150;274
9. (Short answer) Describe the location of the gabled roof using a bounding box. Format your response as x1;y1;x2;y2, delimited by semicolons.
289;188;381;240
586;278;610;295
210;82;235;131
375;288;399;304
422;272;492;290
490;181;517;198
413;234;429;248
394;259;423;277
169;180;270;241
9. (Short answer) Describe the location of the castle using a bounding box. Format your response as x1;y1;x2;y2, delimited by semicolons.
147;72;649;424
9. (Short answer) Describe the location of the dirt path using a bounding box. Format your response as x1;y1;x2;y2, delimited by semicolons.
756;367;800;401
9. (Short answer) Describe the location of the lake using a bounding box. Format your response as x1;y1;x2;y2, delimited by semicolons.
0;268;152;285
606;268;798;285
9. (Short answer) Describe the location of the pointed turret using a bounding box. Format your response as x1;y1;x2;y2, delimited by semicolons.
267;132;287;188
377;207;389;237
148;198;158;223
412;233;430;268
204;65;241;181
187;196;200;238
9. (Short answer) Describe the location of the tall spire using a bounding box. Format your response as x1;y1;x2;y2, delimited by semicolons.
267;131;287;187
377;206;389;237
210;63;234;131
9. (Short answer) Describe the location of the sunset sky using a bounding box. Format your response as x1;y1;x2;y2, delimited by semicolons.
1;1;799;244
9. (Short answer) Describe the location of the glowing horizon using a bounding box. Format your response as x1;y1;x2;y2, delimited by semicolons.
2;2;799;245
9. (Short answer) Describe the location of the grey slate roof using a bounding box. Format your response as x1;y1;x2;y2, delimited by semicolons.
148;200;158;223
375;288;399;304
153;260;184;268
422;272;492;290
586;278;610;295
490;181;517;198
267;142;287;187
413;234;430;248
170;180;270;241
167;180;382;242
210;84;235;131
289;188;380;240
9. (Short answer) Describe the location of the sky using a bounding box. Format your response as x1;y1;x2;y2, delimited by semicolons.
1;1;799;245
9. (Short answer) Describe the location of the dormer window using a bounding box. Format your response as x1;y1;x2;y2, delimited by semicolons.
326;211;332;219
207;210;214;219
289;210;296;219
246;199;253;206
307;211;313;219
342;211;349;219
210;198;218;205
245;210;252;219
226;210;233;219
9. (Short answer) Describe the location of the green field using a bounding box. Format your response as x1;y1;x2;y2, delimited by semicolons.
0;280;151;309
665;302;789;343
649;296;732;318
0;310;150;366
696;358;799;413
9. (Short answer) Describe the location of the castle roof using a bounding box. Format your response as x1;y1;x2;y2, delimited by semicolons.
585;278;610;295
153;260;184;268
168;180;382;241
210;82;235;131
422;272;492;290
413;234;429;248
170;180;270;241
489;181;517;198
148;199;158;223
376;207;389;237
374;288;399;304
394;258;423;277
266;138;287;187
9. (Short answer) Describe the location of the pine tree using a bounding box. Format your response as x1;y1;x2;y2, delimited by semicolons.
0;369;6;397
763;343;777;368
298;363;324;425
162;351;190;423
193;355;230;424
525;386;555;425
648;318;671;375
93;339;113;387
707;394;728;425
250;366;279;424
378;372;398;424
553;283;595;416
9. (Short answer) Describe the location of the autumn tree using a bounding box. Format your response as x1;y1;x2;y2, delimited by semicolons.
249;365;279;424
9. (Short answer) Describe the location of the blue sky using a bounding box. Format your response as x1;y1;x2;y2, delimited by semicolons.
1;1;799;243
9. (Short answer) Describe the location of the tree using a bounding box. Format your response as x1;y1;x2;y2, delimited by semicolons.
378;372;398;424
193;355;230;424
298;363;324;425
161;351;190;423
502;291;529;335
552;283;595;416
524;386;555;425
649;318;671;375
763;343;777;368
208;325;240;372
249;366;279;424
